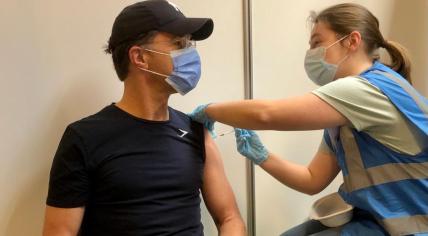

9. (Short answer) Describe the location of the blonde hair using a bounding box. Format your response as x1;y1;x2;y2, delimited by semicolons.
310;3;412;83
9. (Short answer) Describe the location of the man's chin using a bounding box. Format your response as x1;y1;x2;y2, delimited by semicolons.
165;85;179;95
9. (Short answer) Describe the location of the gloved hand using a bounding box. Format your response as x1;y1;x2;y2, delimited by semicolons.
234;128;269;165
188;104;216;138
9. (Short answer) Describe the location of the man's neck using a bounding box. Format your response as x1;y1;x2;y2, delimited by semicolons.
115;77;170;121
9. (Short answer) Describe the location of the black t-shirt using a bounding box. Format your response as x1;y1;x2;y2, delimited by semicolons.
47;104;206;236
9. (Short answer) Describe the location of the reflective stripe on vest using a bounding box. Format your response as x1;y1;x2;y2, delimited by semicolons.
335;127;428;235
327;62;428;235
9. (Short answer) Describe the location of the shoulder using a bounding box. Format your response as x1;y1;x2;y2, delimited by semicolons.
312;76;398;131
313;76;383;98
169;107;190;121
65;105;117;140
169;107;204;130
311;76;391;110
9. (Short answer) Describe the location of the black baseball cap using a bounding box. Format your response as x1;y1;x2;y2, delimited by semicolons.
107;0;214;51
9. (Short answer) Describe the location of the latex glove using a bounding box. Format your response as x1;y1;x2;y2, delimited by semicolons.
234;128;269;165
188;104;216;138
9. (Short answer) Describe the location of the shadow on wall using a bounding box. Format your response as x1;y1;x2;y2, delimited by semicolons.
389;0;428;96
5;73;110;235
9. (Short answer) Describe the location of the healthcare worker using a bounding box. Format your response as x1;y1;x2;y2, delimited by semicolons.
190;3;428;236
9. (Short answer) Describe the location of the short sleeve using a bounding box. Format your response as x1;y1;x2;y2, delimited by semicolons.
46;126;90;208
312;77;397;131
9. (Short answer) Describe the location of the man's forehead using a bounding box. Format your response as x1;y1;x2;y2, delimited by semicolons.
152;32;176;41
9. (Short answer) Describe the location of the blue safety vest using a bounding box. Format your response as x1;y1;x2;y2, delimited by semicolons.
324;61;428;235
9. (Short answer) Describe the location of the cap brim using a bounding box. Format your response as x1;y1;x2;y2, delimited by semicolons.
160;17;214;41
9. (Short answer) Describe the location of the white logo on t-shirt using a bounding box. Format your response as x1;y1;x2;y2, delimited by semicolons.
178;129;189;138
167;1;181;12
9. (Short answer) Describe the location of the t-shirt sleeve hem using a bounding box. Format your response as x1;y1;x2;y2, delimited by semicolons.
311;91;364;131
46;198;87;208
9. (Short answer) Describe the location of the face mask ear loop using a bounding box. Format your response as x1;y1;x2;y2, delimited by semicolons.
137;48;170;78
326;34;351;50
326;34;351;66
338;36;353;66
337;54;350;66
138;67;169;78
144;48;170;56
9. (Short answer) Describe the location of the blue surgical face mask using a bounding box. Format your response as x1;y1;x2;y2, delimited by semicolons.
304;35;350;86
139;46;201;95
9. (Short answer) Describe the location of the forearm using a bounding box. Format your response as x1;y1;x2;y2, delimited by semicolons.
206;100;272;130
260;152;321;195
202;94;349;131
217;215;246;236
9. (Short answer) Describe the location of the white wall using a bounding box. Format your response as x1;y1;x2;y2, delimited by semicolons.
388;0;428;96
251;0;428;235
0;1;246;235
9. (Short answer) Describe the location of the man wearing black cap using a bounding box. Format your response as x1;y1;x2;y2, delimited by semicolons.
42;1;245;235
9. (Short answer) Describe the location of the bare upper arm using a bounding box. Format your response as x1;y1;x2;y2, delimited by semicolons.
200;129;243;227
43;205;84;236
263;93;350;130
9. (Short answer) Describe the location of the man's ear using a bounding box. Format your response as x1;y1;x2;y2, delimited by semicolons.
129;46;148;69
348;31;362;52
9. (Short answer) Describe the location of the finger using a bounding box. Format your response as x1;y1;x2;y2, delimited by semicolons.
247;130;257;136
241;129;252;138
234;128;244;137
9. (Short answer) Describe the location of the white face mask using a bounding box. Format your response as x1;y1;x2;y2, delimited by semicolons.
304;35;350;86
